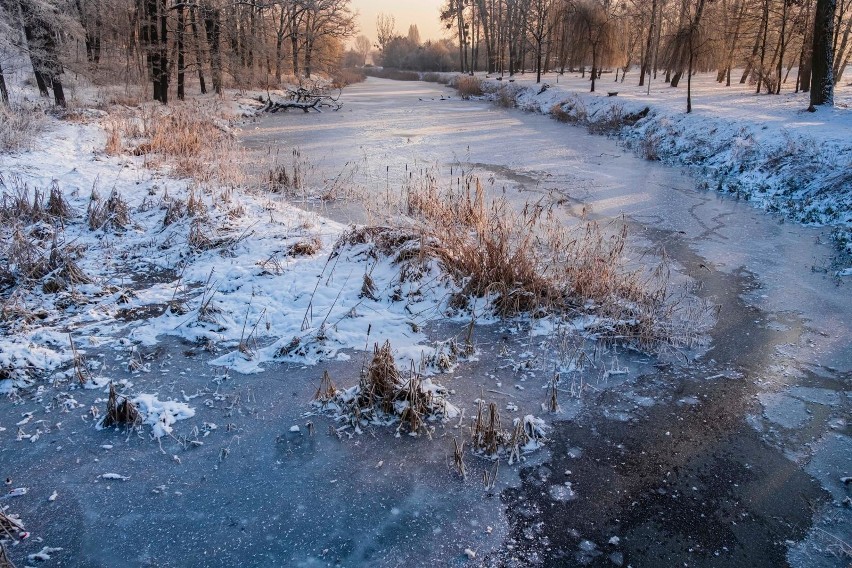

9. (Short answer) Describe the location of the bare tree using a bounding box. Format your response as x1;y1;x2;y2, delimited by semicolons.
527;0;554;83
354;33;370;65
376;12;395;52
568;0;617;92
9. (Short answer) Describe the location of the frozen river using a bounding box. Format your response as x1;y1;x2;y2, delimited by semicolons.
243;77;852;567
2;77;848;568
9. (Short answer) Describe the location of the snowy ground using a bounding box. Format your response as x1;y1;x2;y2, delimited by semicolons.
457;69;852;267
0;76;850;567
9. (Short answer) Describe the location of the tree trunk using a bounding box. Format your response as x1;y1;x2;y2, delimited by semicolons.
756;0;770;93
20;9;50;97
304;38;313;78
590;47;597;92
177;3;185;101
775;0;789;93
809;0;836;108
191;7;207;94
536;41;543;83
832;9;852;81
290;10;300;77
640;0;658;86
204;5;223;94
19;0;65;105
687;50;694;112
0;60;9;106
740;31;762;83
158;0;168;103
723;1;746;86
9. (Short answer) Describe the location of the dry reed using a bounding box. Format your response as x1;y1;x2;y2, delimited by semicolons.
455;76;483;99
101;382;142;428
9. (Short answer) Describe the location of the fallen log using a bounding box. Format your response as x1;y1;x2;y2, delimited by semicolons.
256;87;343;114
261;97;323;113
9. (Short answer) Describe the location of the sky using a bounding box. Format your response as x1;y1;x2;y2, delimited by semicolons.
349;0;447;46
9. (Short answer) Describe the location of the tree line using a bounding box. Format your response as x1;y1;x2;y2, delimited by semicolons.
0;0;357;107
431;0;849;109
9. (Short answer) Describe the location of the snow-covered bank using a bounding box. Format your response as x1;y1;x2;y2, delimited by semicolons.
0;106;457;393
452;71;852;266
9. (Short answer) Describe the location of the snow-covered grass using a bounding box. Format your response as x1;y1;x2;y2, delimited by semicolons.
446;70;852;262
0;109;456;389
0;104;45;152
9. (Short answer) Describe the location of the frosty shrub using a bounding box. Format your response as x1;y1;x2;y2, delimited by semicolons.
455;75;483;99
0;105;44;153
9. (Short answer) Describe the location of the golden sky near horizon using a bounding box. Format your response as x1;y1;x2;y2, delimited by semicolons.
350;0;448;46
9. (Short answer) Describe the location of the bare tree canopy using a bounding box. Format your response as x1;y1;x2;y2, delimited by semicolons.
0;0;358;105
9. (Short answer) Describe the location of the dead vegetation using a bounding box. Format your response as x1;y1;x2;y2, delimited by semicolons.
0;176;73;225
0;104;44;153
394;175;708;352
454;75;483;99
1;227;91;294
266;149;310;195
288;238;321;257
551;99;650;136
0;541;17;568
470;397;548;463
68;335;91;386
105;103;241;185
329;170;709;352
0;509;24;540
101;382;142;428
87;188;130;231
313;341;458;436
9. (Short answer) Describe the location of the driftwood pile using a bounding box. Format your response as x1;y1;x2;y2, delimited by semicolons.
258;87;342;114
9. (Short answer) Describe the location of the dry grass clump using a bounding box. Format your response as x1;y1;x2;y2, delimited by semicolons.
330;68;366;88
104;120;122;155
551;98;589;124
313;370;338;403
551;100;650;136
587;105;629;135
408;180;562;316
315;341;458;436
359;341;403;414
421;72;451;85
0;104;44;153
335;226;424;271
1;228;91;293
101;382;142;428
42;239;92;292
455;75;483;99
162;197;186;227
136;104;234;180
108;103;240;185
47;181;72;219
402;177;709;351
495;84;521;108
266;149;310;195
187;220;215;251
470;398;548;463
0;176;73;225
87;188;130;231
288;237;321;257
